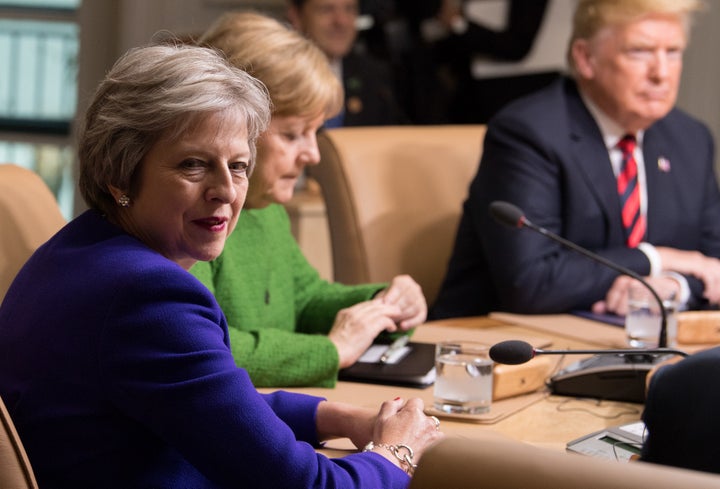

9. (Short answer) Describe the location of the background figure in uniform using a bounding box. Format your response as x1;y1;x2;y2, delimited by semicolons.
287;0;406;126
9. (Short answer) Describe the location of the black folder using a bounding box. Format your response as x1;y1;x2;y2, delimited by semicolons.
338;341;436;388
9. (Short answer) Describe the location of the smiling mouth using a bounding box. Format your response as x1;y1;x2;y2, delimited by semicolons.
196;217;228;232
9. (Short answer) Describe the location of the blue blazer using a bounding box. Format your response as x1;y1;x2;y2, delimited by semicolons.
0;211;407;488
432;77;720;318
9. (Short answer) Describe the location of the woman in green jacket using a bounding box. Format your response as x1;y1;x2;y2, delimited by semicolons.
191;12;427;387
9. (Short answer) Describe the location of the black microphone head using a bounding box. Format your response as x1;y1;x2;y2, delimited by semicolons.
489;340;536;365
489;201;525;228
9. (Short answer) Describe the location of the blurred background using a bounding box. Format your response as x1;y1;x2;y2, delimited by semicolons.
1;0;719;220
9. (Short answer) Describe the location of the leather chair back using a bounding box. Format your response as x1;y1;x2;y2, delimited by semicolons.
309;125;485;304
0;164;66;302
410;436;720;489
0;396;38;489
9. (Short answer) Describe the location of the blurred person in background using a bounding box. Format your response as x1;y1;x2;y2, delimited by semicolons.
287;0;406;126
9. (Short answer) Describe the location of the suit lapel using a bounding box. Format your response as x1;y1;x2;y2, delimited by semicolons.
565;83;624;240
642;127;675;242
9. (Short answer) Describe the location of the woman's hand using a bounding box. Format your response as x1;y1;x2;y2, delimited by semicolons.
315;397;444;473
374;275;428;330
367;397;444;472
329;301;401;368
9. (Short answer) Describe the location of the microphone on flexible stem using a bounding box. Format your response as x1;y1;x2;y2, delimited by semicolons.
488;340;689;403
489;340;688;366
488;201;668;347
488;201;683;403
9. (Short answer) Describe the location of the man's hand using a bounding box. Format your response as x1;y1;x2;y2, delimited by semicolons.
657;247;720;304
592;275;681;316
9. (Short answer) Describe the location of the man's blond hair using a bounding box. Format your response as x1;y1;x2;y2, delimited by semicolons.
567;0;704;71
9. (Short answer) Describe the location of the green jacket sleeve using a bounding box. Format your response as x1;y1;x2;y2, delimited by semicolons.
190;205;389;387
192;259;344;387
227;327;340;387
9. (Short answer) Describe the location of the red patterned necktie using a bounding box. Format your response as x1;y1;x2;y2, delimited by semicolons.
617;134;646;247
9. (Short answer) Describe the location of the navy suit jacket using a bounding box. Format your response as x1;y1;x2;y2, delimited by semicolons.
641;347;720;474
432;77;720;318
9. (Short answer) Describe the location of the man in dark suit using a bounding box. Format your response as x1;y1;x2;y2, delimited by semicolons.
287;0;405;126
431;0;720;319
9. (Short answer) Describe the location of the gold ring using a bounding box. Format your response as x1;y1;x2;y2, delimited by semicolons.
430;415;440;430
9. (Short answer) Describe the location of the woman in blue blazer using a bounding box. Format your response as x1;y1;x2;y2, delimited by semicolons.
0;43;441;488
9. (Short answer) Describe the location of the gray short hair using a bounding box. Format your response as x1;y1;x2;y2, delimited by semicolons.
78;43;271;217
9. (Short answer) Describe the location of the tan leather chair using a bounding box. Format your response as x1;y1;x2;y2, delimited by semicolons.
0;396;38;489
309;125;485;305
0;164;66;302
409;435;720;489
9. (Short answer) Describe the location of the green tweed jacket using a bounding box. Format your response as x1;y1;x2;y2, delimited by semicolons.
191;204;384;387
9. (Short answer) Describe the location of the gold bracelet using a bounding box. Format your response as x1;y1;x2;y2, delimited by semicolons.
363;441;417;475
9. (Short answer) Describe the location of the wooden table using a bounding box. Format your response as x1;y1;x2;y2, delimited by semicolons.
264;314;695;455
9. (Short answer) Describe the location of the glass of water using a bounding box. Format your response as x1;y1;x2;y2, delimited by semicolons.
433;341;493;414
625;282;678;348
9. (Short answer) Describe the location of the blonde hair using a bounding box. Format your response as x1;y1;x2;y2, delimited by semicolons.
200;11;343;119
567;0;704;70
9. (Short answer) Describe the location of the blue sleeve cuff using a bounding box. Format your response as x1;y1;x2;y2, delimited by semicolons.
261;391;326;446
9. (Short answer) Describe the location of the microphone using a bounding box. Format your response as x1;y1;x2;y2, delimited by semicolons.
488;201;669;347
488;201;678;402
489;340;688;403
489;340;688;365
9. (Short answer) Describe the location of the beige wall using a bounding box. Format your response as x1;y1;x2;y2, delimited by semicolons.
114;0;285;53
677;3;720;156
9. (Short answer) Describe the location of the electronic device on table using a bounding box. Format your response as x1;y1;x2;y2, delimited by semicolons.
566;421;645;462
339;338;436;388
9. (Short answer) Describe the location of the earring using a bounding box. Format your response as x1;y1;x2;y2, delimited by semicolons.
118;195;130;207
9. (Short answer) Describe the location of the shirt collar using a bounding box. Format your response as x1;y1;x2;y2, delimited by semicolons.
578;89;644;150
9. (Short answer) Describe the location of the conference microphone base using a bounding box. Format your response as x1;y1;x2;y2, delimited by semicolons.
549;353;674;403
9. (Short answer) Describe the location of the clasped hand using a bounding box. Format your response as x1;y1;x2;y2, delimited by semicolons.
593;248;720;315
656;247;720;305
592;275;680;316
329;275;427;369
316;397;444;474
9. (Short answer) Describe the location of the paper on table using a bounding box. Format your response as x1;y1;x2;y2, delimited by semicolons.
357;344;411;364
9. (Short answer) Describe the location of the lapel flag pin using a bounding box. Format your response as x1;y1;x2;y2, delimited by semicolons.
657;157;671;173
